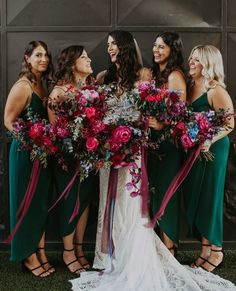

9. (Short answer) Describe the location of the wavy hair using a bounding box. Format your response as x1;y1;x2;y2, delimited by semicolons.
189;45;225;89
54;45;86;84
152;32;185;86
19;40;53;85
104;30;142;92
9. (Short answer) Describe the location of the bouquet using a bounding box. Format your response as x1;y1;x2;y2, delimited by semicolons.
50;83;109;179
172;108;233;160
11;107;65;168
135;80;187;123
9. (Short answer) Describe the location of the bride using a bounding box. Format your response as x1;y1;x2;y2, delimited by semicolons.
70;30;236;291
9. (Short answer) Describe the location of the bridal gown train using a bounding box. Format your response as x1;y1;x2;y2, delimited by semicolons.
70;163;236;291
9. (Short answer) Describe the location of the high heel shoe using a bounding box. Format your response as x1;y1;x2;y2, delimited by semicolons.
63;248;86;274
200;249;224;272
191;243;211;268
22;261;50;278
37;247;55;273
74;242;90;269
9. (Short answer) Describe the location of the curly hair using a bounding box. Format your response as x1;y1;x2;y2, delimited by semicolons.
104;30;142;92
54;45;86;84
152;32;185;86
19;40;54;85
188;45;225;89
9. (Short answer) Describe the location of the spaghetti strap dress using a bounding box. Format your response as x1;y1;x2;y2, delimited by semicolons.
9;92;52;261
183;92;230;246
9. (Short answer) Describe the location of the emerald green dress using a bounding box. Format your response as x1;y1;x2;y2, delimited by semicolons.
9;93;52;261
53;155;99;237
183;92;230;246
148;129;183;244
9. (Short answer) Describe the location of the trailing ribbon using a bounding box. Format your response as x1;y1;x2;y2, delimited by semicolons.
69;183;81;223
146;145;201;228
48;161;80;216
140;146;149;216
6;159;41;243
101;168;118;255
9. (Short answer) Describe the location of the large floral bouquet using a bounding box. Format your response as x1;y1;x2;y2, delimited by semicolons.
50;83;108;179
135;80;187;123
172;108;233;159
11;107;65;168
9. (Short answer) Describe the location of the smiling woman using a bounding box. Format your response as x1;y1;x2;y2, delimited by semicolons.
48;45;99;275
4;40;54;277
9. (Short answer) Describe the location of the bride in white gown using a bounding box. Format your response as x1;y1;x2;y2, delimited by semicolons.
70;30;236;291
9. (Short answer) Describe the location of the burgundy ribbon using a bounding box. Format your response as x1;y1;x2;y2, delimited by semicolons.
146;145;201;228
140;146;149;216
101;168;119;254
69;184;81;223
6;160;41;244
48;161;80;216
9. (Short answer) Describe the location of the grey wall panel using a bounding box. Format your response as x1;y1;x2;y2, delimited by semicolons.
227;33;236;109
7;32;110;90
7;0;111;26
118;0;221;27
227;0;236;27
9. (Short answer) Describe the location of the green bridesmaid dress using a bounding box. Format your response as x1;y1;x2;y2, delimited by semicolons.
183;92;230;246
9;93;52;261
148;129;183;244
53;155;99;237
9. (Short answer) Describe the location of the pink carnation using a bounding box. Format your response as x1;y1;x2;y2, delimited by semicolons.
181;134;195;148
85;107;96;118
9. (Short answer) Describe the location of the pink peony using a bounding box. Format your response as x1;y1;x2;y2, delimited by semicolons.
181;134;195;148
86;137;99;151
112;126;132;143
85;107;96;118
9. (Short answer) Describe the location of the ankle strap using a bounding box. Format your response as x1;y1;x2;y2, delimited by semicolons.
211;249;223;252
64;248;74;252
74;242;83;246
201;244;211;247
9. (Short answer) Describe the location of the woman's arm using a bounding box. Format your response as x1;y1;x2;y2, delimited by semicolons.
167;70;187;101
201;85;235;152
47;86;66;123
4;82;31;131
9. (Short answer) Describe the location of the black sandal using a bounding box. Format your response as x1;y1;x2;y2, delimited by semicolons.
63;248;86;274
191;243;211;268
22;261;51;278
74;242;90;269
37;247;55;273
200;249;224;272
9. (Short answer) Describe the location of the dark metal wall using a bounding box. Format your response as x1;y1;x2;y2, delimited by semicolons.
1;0;236;246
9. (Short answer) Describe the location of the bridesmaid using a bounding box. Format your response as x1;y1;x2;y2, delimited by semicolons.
183;45;234;272
148;32;187;255
4;41;54;277
48;45;99;274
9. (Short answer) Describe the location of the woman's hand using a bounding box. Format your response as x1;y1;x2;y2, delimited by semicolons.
148;116;164;130
200;140;212;152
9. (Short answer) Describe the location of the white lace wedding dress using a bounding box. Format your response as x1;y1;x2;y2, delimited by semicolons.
70;93;236;291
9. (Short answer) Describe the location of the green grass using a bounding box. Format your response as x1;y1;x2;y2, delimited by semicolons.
0;250;236;291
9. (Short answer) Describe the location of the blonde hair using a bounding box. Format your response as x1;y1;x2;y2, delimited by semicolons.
189;45;226;89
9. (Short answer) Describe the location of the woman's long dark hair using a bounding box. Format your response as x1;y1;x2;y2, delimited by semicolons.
19;40;53;85
152;32;185;86
104;30;142;91
54;45;84;84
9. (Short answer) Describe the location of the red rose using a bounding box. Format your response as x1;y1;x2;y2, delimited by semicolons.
85;107;96;118
146;95;156;102
86;137;99;151
111;153;126;168
173;122;187;137
198;118;209;130
181;134;195;148
112;126;132;143
28;124;44;139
